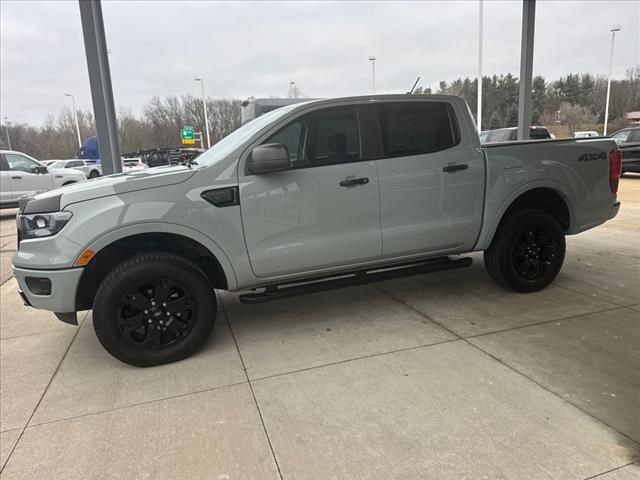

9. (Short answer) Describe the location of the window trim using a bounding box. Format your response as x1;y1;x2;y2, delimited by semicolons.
375;101;462;160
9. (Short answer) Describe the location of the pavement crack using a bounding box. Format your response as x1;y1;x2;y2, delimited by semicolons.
0;311;89;474
218;293;284;480
582;462;638;479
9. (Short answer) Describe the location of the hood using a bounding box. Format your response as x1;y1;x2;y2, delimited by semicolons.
32;165;197;209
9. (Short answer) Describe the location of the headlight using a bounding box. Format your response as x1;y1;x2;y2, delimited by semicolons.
19;211;73;239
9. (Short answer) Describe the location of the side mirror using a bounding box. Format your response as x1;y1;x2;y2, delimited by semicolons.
33;165;48;175
247;144;290;174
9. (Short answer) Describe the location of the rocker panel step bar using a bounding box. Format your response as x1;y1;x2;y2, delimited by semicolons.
239;256;472;304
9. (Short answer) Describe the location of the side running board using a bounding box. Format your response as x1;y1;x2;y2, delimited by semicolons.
239;256;472;304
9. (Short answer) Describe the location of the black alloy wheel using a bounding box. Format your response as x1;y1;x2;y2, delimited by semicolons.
117;278;197;350
93;253;217;367
484;210;566;292
511;226;558;281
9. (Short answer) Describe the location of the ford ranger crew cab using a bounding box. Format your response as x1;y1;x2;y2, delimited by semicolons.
12;95;622;366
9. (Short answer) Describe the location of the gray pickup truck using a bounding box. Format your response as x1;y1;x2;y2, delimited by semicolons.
12;95;622;366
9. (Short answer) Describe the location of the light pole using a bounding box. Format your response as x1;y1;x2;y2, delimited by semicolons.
65;93;83;149
368;56;376;94
194;77;211;149
477;0;483;131
3;117;11;150
604;25;621;136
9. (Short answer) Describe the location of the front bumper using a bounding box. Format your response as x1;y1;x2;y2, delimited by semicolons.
13;266;84;314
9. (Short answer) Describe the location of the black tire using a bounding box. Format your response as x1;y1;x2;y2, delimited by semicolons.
88;170;100;179
93;252;216;366
484;210;565;293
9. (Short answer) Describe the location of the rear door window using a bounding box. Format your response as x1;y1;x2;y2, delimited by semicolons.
377;102;460;157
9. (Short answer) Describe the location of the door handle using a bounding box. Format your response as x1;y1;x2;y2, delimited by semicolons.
442;163;469;173
339;176;369;187
11;176;22;180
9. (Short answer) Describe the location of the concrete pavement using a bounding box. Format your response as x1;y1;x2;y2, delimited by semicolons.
1;177;639;479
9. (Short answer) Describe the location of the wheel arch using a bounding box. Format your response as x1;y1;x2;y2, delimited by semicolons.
75;227;237;311
479;185;573;250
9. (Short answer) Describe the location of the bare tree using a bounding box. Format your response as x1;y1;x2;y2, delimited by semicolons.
559;102;597;136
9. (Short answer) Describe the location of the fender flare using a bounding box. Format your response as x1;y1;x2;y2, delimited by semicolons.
475;180;576;251
82;221;239;290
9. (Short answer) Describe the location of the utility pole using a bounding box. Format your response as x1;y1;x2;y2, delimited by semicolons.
194;77;211;149
517;0;536;141
78;0;121;174
604;26;621;135
477;0;483;131
65;93;83;149
368;56;376;94
3;117;11;150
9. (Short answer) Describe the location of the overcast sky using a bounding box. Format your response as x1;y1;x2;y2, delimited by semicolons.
1;0;639;124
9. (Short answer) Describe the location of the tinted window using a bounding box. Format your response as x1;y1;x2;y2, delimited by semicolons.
530;128;550;139
67;161;83;168
0;155;8;171
628;129;640;142
268;121;306;165
5;154;39;173
612;131;631;143
377;102;459;157
265;107;360;168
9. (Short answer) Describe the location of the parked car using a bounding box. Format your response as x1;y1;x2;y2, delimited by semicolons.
481;126;551;143
611;127;640;174
122;158;147;172
574;131;600;138
13;95;621;366
1;150;86;208
41;160;61;167
48;159;102;179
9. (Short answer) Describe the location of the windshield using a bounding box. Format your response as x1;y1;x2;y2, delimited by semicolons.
194;103;303;167
48;161;66;169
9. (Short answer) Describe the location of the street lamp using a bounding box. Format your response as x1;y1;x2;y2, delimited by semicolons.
604;25;621;136
194;77;211;149
3;116;11;150
64;93;82;149
368;56;376;94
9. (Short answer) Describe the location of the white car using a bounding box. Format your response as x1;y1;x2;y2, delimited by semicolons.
0;150;86;208
48;159;102;179
122;158;147;172
574;131;600;138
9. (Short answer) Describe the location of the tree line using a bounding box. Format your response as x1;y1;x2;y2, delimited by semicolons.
1;96;241;160
1;67;638;160
415;66;640;134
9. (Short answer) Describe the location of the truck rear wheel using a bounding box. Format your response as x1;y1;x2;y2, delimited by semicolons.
93;253;217;366
484;210;565;293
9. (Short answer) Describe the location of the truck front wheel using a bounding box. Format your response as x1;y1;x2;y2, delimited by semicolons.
484;210;566;293
93;253;217;366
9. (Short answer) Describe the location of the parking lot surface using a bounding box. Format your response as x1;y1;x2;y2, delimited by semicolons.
1;178;639;479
